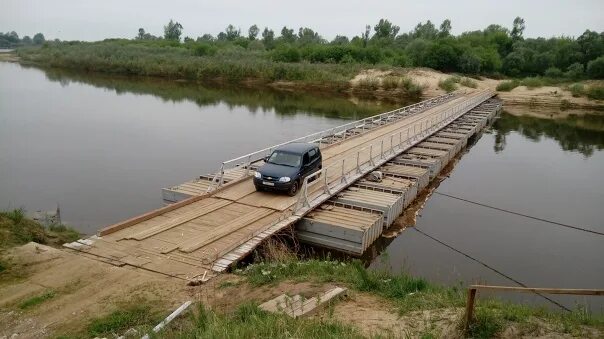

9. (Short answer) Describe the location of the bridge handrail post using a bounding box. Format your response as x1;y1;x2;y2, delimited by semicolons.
356;151;361;174
369;145;374;166
380;140;384;159
218;163;225;186
341;158;347;183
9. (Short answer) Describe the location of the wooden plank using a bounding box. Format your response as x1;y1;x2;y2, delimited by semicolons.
469;285;604;296
176;208;274;253
123;199;232;240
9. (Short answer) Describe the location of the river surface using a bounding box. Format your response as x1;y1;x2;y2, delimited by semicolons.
1;62;603;312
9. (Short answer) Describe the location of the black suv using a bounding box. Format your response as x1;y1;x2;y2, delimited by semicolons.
253;143;322;196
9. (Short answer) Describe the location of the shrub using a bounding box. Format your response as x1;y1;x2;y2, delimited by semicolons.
438;77;458;92
568;83;585;97
544;67;564;78
356;77;380;90
459;77;478;88
520;77;544;89
496;80;520;91
587;85;604;100
271;47;301;62
587;56;604;79
193;43;216;56
565;62;584;80
381;76;400;90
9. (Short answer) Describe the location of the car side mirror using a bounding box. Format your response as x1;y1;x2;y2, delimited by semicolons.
264;156;269;162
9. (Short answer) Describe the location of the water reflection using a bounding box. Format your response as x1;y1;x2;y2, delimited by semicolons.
34;65;400;119
493;112;604;157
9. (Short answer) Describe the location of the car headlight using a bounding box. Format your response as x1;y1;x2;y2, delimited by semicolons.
278;177;291;182
254;171;261;179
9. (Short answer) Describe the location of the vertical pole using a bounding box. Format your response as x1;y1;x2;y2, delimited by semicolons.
356;151;360;174
380;140;384;159
390;135;394;153
464;288;477;333
218;164;225;186
399;131;403;147
369;145;374;165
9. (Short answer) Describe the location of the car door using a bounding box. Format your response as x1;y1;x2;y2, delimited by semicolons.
301;152;311;177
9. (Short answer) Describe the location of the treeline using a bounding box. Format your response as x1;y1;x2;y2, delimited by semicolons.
0;31;46;48
130;18;604;79
13;17;604;84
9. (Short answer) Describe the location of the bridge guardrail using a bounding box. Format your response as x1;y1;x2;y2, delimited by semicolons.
294;91;494;215
206;90;493;266
206;92;458;192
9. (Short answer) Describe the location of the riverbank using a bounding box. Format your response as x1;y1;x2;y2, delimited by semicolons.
1;216;602;338
12;44;604;110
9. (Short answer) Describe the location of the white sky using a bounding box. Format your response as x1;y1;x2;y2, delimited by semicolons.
2;0;603;41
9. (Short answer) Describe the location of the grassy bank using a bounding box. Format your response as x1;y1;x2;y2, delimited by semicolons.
16;41;423;98
0;209;80;279
50;259;603;338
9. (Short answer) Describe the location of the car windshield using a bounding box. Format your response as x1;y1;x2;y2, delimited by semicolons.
267;151;301;167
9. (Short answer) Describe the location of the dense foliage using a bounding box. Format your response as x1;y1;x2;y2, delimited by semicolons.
12;17;604;81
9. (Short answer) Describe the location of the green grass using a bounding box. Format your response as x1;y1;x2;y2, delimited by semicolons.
587;85;604;100
568;83;586;97
381;75;400;90
496;80;520;91
239;260;464;314
18;290;56;309
355;77;380;91
0;209;81;250
520;77;545;89
87;303;159;337
162;302;362;339
438;77;458;92
459;77;478;88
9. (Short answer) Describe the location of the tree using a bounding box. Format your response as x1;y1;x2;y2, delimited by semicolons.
361;25;371;47
136;28;146;40
32;33;45;45
565;62;584;79
577;30;604;64
280;26;296;43
587;56;604;78
373;19;399;40
248;25;259;40
511;17;525;41
261;28;275;48
439;19;452;38
197;34;214;42
413;21;438;40
331;35;349;45
458;52;481;74
225;25;240;41
164;20;183;41
298;27;321;44
183;36;194;43
22;35;32;44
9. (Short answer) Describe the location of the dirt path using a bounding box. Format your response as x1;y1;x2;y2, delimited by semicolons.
0;243;192;337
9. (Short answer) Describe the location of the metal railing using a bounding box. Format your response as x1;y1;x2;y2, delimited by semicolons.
208;90;494;269
293;91;493;216
205;92;459;192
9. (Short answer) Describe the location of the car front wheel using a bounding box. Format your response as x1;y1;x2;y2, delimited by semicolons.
287;181;299;196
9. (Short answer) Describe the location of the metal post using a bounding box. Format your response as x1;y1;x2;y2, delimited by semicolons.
390;135;394;153
369;145;374;165
465;288;477;333
218;164;225;186
323;169;330;195
356;151;361;174
341;158;347;183
380;140;384;158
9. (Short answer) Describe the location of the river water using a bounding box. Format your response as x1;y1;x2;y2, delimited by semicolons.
1;62;602;312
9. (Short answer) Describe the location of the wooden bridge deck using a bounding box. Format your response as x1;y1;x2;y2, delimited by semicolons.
64;91;492;281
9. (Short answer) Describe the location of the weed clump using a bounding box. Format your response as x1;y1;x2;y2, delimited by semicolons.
496;80;520;91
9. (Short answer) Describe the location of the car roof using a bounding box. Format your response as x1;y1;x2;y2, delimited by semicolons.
274;142;318;154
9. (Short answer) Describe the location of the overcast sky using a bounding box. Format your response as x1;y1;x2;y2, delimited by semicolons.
3;0;603;41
